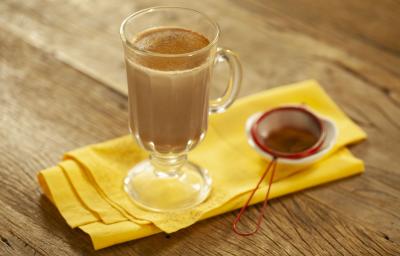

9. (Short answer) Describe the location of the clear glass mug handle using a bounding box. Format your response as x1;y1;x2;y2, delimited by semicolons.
209;47;242;113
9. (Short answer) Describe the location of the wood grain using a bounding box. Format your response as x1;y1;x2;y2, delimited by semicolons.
1;0;400;255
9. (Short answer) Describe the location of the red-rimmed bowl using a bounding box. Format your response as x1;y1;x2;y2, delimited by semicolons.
246;105;338;166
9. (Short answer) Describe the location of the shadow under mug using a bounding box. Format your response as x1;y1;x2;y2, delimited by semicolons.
120;7;242;212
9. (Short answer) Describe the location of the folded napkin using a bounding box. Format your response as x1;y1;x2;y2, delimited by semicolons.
38;80;366;249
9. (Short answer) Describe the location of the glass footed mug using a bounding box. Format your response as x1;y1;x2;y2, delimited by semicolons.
120;7;242;212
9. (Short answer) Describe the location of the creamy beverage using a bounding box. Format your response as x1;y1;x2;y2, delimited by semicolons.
121;8;241;212
125;27;212;153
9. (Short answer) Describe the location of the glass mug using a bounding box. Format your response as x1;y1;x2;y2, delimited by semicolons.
120;7;242;211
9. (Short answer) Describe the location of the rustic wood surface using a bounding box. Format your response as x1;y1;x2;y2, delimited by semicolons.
1;0;399;255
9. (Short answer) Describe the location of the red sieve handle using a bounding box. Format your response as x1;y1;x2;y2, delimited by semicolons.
232;157;277;236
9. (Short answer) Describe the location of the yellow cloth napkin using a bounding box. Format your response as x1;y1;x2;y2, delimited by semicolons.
37;80;366;249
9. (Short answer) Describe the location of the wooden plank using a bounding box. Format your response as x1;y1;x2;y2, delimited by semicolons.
2;0;400;97
1;0;400;255
237;0;400;76
0;24;128;256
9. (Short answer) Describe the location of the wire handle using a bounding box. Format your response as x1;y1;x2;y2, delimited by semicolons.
232;157;278;236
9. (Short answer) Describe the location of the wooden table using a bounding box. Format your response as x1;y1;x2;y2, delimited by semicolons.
1;1;399;255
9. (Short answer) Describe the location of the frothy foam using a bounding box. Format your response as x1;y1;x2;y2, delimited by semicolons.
130;27;210;71
134;27;209;54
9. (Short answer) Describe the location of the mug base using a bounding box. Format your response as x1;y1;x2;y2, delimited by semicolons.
124;159;212;212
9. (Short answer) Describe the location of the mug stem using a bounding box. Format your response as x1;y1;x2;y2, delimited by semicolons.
150;152;187;178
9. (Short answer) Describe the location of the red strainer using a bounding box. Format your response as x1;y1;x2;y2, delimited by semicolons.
233;106;326;236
